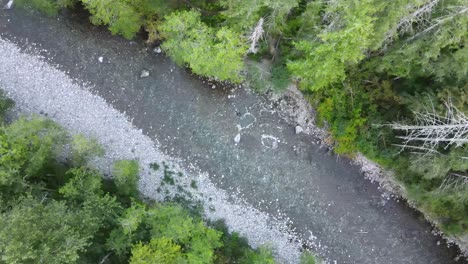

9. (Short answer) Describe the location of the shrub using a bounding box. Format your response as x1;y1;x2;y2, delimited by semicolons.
81;0;143;39
300;251;317;264
160;10;247;82
70;134;104;166
0;90;14;124
59;167;103;202
113;160;140;197
0;197;89;264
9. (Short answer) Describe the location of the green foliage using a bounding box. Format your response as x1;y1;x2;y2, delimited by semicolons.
287;0;440;91
0;116;66;197
191;180;198;189
214;223;251;262
163;167;176;185
293;2;325;40
270;62;290;91
246;59;290;92
16;0;78;15
106;202;147;256
287;0;379;91
300;251;317;264
221;0;300;34
425;187;468;234
316;87;371;155
113;159;140;197
59;167;103;201
81;0;143;39
212;220;276;263
70;134;104;166
0;90;14;124
240;246;275;264
149;162;160;171
371;1;467;85
130;238;181;264
146;204;223;263
56;0;79;8
109;202;223;263
0;197;89;264
160;10;247;82
408;149;468;180
246;62;272;92
16;0;60;16
132;0;175;19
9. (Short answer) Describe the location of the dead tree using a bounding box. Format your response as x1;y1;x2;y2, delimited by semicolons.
382;0;440;46
396;0;441;34
248;18;265;54
383;0;467;45
390;100;468;155
438;172;468;192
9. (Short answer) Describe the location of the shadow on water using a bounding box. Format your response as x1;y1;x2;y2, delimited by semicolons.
0;5;466;263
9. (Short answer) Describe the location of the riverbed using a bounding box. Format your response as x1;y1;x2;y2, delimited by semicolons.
0;6;465;264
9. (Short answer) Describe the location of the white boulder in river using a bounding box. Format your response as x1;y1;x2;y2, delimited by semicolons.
295;125;303;134
140;70;150;78
234;133;241;144
3;0;14;10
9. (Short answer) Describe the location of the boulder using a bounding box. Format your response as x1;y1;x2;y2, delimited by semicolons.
140;70;150;78
295;125;303;134
234;133;241;144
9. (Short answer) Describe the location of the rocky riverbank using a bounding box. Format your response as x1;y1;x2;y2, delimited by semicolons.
0;38;306;263
267;83;468;258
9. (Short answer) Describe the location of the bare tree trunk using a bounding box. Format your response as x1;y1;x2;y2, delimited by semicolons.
389;100;468;153
99;252;112;264
248;18;265;54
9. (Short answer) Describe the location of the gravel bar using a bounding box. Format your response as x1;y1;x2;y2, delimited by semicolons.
0;38;303;263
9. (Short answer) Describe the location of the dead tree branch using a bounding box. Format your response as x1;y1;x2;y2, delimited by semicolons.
389;99;468;154
438;172;468;192
248;18;265;54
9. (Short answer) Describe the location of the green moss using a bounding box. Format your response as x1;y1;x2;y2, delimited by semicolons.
190;180;198;189
163;169;175;185
0;90;14;124
149;162;160;171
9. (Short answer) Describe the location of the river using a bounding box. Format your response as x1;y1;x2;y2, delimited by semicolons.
0;6;465;264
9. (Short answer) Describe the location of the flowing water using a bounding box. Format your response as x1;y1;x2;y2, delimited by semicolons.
0;6;465;264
